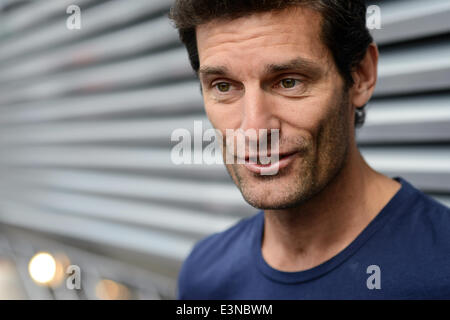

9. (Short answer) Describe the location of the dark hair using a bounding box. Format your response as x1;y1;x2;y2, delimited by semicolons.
169;0;372;128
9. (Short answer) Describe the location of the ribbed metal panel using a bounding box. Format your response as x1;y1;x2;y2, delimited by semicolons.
0;0;448;299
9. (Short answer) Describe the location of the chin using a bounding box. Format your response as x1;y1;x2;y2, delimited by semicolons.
240;184;310;210
232;165;314;210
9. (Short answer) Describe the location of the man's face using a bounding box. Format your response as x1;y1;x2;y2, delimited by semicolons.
196;7;354;210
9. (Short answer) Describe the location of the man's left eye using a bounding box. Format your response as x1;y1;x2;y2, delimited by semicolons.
279;78;301;89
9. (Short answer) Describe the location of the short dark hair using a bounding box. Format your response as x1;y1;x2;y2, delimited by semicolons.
169;0;373;128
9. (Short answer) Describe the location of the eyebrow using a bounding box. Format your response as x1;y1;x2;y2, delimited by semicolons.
198;65;230;78
264;57;323;77
198;57;323;81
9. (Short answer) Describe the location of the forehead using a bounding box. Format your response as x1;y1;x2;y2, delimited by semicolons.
195;6;329;73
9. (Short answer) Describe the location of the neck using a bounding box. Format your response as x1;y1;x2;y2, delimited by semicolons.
261;144;401;272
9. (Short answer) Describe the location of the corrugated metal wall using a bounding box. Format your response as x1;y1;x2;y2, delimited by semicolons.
0;0;448;299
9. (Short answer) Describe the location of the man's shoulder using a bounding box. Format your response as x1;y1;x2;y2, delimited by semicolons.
385;177;450;249
414;186;450;240
377;179;450;297
177;211;262;298
403;178;450;221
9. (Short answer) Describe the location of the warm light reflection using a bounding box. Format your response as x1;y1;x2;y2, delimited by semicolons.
95;279;131;300
50;253;71;288
28;252;56;285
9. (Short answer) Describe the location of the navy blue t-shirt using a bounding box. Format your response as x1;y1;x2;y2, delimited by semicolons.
177;177;450;299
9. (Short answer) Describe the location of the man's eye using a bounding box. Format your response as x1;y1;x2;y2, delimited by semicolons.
215;82;231;92
279;78;301;89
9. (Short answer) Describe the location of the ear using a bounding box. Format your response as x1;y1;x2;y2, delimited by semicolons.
350;43;379;108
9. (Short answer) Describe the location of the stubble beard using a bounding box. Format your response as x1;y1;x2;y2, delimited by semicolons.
223;89;351;210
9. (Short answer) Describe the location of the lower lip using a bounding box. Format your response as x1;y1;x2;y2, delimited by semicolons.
243;152;299;175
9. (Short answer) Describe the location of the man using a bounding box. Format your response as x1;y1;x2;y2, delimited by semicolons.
169;0;450;299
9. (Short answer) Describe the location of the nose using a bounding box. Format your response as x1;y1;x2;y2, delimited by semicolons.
239;84;281;134
235;85;281;157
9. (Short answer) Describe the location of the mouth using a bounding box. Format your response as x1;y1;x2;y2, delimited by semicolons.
244;151;297;163
242;151;300;175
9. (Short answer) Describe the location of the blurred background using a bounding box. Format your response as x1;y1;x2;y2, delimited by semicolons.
0;0;448;299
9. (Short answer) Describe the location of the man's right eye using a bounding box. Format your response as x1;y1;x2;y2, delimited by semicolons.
214;82;231;93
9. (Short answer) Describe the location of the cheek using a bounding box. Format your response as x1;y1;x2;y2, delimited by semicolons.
274;74;347;134
315;92;351;170
204;100;242;132
274;96;334;135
